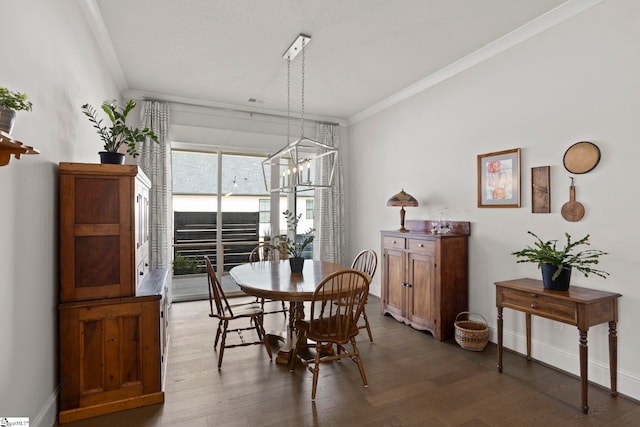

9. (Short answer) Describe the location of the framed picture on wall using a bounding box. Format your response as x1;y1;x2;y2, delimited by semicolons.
477;148;521;208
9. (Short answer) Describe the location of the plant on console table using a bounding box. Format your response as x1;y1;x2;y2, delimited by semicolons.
81;99;159;164
511;231;609;290
272;210;314;273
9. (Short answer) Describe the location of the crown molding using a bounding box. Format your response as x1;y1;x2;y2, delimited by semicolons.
124;89;347;127
348;0;604;126
77;0;128;92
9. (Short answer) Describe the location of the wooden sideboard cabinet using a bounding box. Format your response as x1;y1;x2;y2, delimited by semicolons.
58;163;165;423
381;221;470;341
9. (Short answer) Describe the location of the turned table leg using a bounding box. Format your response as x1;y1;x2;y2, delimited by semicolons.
609;321;618;397
497;307;503;373
526;313;532;361
579;328;589;414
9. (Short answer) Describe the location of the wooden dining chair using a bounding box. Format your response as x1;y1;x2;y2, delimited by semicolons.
289;269;370;400
204;256;272;369
248;243;289;319
350;249;378;342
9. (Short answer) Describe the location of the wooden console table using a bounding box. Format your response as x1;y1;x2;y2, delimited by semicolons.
495;278;621;414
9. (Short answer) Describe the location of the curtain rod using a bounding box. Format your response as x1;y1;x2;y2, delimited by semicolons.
141;96;340;127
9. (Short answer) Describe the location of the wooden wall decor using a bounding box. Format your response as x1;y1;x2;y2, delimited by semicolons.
561;177;585;222
563;141;600;174
531;166;550;213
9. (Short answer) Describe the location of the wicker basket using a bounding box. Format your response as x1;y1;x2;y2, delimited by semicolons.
454;312;489;351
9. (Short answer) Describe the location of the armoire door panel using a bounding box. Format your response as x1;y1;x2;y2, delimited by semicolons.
79;319;105;395
74;177;120;224
62;298;159;411
74;236;121;287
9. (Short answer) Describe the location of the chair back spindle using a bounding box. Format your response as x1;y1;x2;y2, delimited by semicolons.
248;242;288;319
205;256;233;318
204;255;272;368
310;269;369;344
349;249;378;342
351;249;378;281
290;268;370;399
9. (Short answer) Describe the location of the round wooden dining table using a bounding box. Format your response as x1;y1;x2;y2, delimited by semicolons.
230;259;344;301
230;259;344;364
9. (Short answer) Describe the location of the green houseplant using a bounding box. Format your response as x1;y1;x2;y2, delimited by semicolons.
81;99;159;164
173;253;198;275
511;231;609;290
272;210;314;273
0;86;33;135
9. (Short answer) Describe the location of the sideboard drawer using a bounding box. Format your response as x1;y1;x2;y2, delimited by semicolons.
408;239;433;255
383;236;406;250
500;288;578;324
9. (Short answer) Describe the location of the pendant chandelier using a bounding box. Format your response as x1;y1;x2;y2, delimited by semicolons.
262;34;338;193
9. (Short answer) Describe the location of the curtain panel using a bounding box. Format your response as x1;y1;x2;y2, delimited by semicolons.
138;100;172;270
312;123;345;265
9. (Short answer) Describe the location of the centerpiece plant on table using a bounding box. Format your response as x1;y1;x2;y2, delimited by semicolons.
272;210;314;273
511;231;609;290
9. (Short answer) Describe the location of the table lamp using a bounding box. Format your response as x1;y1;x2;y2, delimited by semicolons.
387;189;419;232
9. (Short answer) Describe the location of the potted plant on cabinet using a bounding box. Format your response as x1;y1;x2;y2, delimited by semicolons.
272;210;314;273
511;231;609;290
0;85;33;135
81;99;159;164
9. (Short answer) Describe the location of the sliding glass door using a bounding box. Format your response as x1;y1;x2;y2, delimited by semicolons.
171;148;313;301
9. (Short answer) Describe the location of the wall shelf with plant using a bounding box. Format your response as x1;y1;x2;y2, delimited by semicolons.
0;85;38;166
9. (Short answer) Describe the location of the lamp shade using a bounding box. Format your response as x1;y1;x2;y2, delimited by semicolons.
387;189;419;207
387;189;418;232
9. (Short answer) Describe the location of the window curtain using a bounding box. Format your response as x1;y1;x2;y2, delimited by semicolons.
138;100;172;270
312;122;345;265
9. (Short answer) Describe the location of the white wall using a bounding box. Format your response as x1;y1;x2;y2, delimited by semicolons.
0;1;121;425
346;0;640;400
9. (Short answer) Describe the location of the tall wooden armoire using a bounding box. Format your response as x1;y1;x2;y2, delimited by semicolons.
58;163;167;423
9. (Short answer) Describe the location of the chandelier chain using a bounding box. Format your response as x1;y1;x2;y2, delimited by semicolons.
301;38;305;137
287;56;291;144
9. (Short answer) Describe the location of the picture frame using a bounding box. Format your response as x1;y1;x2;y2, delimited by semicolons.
477;148;521;208
531;166;551;213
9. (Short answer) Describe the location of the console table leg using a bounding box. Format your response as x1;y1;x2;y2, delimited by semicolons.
579;328;589;414
526;313;532;361
609;321;618;397
497;307;503;373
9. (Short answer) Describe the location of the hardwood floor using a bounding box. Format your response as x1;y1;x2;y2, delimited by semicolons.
171;273;244;302
61;296;639;427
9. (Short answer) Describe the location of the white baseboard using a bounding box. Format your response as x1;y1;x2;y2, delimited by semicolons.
33;387;58;427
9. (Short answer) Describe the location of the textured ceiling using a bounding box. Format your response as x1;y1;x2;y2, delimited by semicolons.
95;0;568;121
